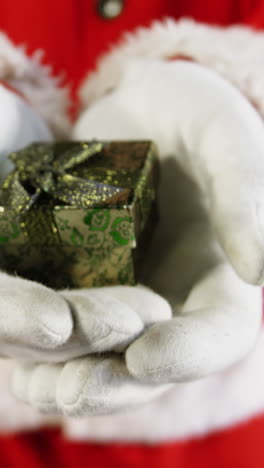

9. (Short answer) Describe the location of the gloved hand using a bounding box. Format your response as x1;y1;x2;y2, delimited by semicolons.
11;60;264;415
0;85;66;356
0;78;172;414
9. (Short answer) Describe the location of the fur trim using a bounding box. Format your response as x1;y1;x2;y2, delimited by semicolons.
0;33;70;138
79;18;264;118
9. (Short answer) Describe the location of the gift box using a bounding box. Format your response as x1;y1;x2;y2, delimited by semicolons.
0;140;158;289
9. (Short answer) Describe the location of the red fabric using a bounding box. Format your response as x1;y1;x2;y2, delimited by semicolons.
0;414;263;468
0;0;264;100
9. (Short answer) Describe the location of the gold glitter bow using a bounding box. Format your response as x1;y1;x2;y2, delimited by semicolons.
0;141;129;217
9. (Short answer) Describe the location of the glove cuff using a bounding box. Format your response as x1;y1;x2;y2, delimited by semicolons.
79;18;264;117
0;32;70;138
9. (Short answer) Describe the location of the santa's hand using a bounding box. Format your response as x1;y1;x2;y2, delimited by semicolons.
74;60;264;381
0;81;169;380
10;286;172;415
0;84;70;358
1;272;171;413
10;269;260;416
0;276;170;361
10;60;264;415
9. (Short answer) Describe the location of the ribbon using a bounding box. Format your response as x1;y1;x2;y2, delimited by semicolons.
0;141;130;217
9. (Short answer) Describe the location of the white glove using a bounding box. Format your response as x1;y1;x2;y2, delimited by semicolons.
0;81;171;414
11;60;264;415
0;85;66;354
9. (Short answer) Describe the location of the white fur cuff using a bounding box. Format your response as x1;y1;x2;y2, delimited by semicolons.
80;18;264;120
0;32;70;138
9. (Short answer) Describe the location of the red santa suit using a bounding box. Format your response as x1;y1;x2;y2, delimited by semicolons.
0;1;264;467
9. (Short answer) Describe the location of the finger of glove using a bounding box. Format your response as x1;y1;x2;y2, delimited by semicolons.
210;169;264;286
56;286;171;357
12;357;171;416
57;289;143;356
166;62;264;286
11;362;62;414
196;88;264;285
75;61;264;286
94;285;172;324
57;356;170;416
4;284;170;362
0;273;73;358
126;263;262;383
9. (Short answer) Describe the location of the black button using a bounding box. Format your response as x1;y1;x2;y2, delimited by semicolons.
98;0;124;19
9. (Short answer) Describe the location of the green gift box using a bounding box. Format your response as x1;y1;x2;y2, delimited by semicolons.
0;140;158;289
